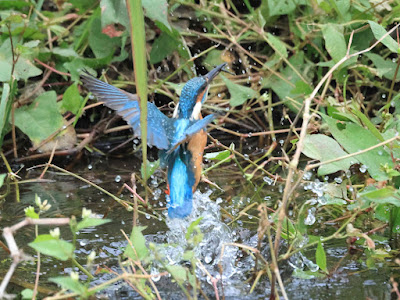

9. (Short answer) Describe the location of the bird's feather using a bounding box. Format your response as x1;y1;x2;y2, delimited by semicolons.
159;114;214;167
168;114;214;154
80;72;171;150
167;150;195;218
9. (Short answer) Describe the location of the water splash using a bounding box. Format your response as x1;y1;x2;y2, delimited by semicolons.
304;208;316;225
303;179;328;205
155;190;252;295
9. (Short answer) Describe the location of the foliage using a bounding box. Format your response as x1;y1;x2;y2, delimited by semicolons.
24;196;111;298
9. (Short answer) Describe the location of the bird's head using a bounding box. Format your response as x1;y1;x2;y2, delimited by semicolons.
174;63;227;120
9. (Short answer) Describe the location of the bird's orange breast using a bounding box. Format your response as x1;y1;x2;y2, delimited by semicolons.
187;129;207;192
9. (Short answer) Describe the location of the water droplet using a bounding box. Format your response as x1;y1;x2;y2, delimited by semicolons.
263;176;274;185
205;255;212;264
334;177;343;184
303;172;312;180
359;164;368;173
151;268;161;282
304;209;316;225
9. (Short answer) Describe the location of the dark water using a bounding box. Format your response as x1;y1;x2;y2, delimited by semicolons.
0;157;396;299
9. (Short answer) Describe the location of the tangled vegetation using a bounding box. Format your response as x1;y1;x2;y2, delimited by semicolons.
1;0;400;299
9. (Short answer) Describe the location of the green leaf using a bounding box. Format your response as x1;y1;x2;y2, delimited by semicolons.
335;0;350;19
323;115;392;181
267;0;296;16
221;75;257;107
291;81;312;95
14;91;64;145
76;218;111;231
142;0;171;32
0;1;31;10
0;174;6;188
266;33;287;58
321;24;347;62
359;186;400;206
49;277;86;294
166;265;187;283
365;53;400;82
273;215;296;239
0;82;10;146
185;217;203;240
204;50;225;69
323;183;348;205
368;21;399;53
150;33;177;64
64;55;113;82
292;269;325;279
141;159;160;181
262;51;312;112
302;134;357;176
327;105;358;123
204;150;231;162
52;47;79;58
316;241;327;273
21;289;34;299
351;108;384;142
70;0;97;11
0;39;42;82
89;17;120;58
183;250;195;261
124;226;148;261
374;204;391;223
391;207;400;233
100;0;129;29
165;82;185;96
29;235;74;261
20;40;40;49
60;83;83;115
24;206;39;219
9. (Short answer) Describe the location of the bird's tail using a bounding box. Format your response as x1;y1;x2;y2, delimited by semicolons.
167;149;195;218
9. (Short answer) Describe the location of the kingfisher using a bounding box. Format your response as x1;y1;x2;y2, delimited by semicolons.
80;63;226;218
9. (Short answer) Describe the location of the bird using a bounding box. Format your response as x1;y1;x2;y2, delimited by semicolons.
80;63;227;218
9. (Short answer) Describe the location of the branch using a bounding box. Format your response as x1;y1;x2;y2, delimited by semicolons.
0;218;70;299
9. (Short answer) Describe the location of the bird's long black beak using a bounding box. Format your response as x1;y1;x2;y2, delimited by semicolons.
204;63;228;82
189;63;228;120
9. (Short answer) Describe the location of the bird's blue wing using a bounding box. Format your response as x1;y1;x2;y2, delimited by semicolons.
159;115;214;167
80;72;171;149
168;114;215;153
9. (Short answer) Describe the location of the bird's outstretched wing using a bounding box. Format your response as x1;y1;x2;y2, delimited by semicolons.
159;114;215;167
80;72;171;150
168;114;215;153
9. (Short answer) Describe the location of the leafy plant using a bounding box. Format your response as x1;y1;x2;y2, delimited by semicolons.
24;196;111;298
